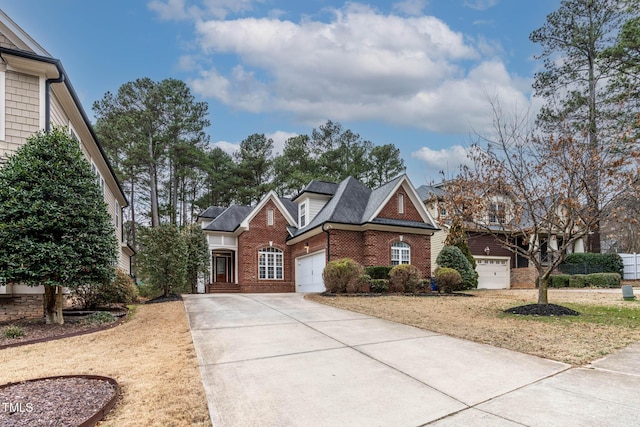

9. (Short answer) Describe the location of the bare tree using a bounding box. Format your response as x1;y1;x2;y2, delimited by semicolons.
448;99;636;305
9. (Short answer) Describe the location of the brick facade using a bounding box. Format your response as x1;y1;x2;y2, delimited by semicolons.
237;199;295;293
377;185;424;222
0;295;44;322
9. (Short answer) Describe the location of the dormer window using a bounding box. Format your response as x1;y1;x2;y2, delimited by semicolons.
398;193;404;214
299;202;307;228
489;202;506;224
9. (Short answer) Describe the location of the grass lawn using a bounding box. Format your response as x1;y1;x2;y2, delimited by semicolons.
307;288;640;366
0;301;211;427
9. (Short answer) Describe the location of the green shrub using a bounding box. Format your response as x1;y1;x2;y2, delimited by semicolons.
389;264;422;293
346;274;371;293
569;275;587;288
364;266;392;280
137;283;161;299
560;253;624;276
73;268;139;309
3;325;24;339
586;273;621;288
322;258;364;293
549;274;570;288
83;311;116;325
370;279;389;293
436;246;478;289
434;267;462;293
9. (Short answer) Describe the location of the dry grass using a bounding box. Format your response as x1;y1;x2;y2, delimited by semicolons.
0;302;211;427
307;289;640;366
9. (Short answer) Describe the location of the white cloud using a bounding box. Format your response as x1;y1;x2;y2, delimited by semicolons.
213;140;240;155
463;0;499;11
148;0;263;20
174;2;529;134
392;0;429;16
411;145;472;175
266;130;298;155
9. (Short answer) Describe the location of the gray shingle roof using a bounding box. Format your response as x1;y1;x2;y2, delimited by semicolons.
290;175;437;238
293;180;339;201
198;206;227;219
416;184;445;201
203;205;252;232
279;197;298;221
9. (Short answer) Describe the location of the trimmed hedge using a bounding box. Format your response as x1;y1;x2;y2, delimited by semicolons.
322;258;364;293
364;266;392;279
436;246;478;289
389;264;421;293
370;279;389;293
434;267;462;293
547;272;621;288
559;253;624;276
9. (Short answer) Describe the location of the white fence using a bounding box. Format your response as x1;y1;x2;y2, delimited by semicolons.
620;253;640;280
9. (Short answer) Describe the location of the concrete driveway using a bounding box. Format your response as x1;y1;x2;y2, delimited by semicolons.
183;293;640;427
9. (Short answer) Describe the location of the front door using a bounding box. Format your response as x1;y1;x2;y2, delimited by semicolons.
215;256;228;282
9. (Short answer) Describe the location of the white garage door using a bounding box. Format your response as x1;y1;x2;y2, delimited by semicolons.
296;251;326;293
475;257;510;289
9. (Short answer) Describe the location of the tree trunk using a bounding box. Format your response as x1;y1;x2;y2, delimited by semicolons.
55;285;64;325
43;286;56;324
537;275;549;305
148;132;160;228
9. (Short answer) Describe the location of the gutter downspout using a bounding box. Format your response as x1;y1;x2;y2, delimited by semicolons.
322;223;332;262
45;71;65;132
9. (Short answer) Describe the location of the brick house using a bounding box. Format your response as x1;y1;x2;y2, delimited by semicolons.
199;175;439;293
417;183;586;289
0;11;132;321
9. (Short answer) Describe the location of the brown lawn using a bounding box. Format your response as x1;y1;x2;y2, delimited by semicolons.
0;301;211;427
307;288;640;366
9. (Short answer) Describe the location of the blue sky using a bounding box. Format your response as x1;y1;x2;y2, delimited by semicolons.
0;0;559;185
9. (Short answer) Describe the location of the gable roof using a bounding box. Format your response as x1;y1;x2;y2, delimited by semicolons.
240;191;298;230
416;184;445;201
203;205;253;232
291;175;438;238
292;180;339;201
198;206;227;220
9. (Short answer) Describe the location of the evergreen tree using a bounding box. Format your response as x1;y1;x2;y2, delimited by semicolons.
444;217;477;270
137;224;187;297
0;129;117;324
183;224;210;294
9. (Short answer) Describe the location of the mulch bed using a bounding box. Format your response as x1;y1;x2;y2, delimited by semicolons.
0;308;127;349
0;376;118;427
504;303;580;316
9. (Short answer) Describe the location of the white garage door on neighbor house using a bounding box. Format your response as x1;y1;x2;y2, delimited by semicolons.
295;251;326;293
475;257;510;289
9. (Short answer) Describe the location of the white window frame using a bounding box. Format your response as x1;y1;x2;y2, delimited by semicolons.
398;193;404;214
267;208;274;226
391;242;410;265
258;247;284;280
299;202;307;228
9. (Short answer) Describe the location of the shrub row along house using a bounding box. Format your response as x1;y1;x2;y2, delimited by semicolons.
198;175;439;293
0;11;133;321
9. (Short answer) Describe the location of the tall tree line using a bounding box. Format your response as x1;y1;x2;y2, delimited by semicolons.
93;79;406;246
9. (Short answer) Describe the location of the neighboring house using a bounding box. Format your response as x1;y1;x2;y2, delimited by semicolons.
198;175;439;293
418;183;586;289
0;11;133;320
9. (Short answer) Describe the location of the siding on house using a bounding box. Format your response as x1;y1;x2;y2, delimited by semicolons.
430;228;447;273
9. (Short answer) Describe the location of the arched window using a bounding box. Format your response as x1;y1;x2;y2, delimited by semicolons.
391;242;410;265
258;247;284;280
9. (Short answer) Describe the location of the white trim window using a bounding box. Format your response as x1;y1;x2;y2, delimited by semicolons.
267;208;274;226
398;193;404;214
258;247;284;280
299;202;307;228
391;242;410;265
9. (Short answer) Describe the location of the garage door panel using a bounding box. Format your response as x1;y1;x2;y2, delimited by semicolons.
296;251;326;293
475;257;510;289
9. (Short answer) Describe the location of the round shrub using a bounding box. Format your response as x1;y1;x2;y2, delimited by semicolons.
434;267;462;293
322;258;364;293
389;264;422;293
364;266;392;280
73;268;139;308
436;246;478;289
370;279;389;293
